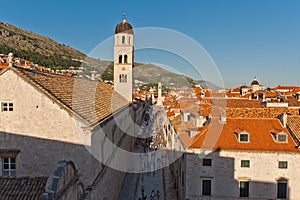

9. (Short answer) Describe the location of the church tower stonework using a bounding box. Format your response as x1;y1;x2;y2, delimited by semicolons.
114;14;134;102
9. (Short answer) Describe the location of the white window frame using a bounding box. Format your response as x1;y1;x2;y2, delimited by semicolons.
2;157;16;177
239;133;250;142
1;102;13;112
277;133;288;143
241;160;250;168
278;161;288;169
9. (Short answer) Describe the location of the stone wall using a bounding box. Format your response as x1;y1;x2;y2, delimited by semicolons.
183;150;300;200
42;160;85;200
0;69;148;199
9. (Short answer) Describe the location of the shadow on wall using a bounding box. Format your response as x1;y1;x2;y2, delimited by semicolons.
0;130;133;200
169;149;291;200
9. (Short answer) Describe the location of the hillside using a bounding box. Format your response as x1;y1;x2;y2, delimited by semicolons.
0;22;85;68
0;22;219;90
98;62;219;89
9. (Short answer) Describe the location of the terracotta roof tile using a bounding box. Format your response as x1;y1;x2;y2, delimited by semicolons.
186;118;299;152
286;96;300;107
226;108;299;118
223;99;263;108
287;115;300;143
0;177;47;199
4;67;128;125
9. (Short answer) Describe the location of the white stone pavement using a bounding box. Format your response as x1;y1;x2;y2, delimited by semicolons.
119;105;177;200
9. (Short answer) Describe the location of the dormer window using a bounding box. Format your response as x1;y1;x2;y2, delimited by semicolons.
277;133;287;142
239;133;249;142
235;128;250;143
271;129;288;143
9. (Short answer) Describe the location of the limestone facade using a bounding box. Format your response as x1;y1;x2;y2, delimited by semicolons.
0;68;147;199
174;150;300;200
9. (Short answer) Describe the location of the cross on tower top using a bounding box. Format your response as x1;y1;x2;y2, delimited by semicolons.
123;13;126;23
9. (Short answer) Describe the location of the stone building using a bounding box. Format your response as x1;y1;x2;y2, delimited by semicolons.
0;16;146;199
0;64;147;199
171;114;300;199
114;14;134;102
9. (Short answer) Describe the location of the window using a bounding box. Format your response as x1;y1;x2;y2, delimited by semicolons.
277;182;287;199
240;181;249;197
119;74;127;83
241;160;250;168
203;159;212;166
2;157;16;177
277;134;287;142
202;179;211;196
239;133;249;142
118;55;122;64
129;36;131;44
122;36;125;44
2;102;13;112
279;161;288;169
124;55;128;63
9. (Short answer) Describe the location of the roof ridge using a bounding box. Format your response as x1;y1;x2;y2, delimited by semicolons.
12;67;74;109
3;66;129;125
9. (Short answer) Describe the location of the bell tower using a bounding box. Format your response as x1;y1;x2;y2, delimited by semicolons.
114;14;134;102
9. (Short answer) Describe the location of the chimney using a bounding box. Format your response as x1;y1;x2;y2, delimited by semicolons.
219;114;227;124
200;92;205;99
280;113;287;128
296;92;300;101
262;93;266;102
8;52;13;67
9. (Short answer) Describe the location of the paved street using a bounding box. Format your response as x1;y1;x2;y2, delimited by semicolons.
119;105;177;200
119;154;177;200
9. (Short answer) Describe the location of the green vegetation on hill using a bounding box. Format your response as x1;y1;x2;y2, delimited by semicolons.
0;21;220;90
0;22;85;68
0;44;81;68
101;62;114;81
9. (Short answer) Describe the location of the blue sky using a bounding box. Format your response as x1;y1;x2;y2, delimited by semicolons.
2;0;300;88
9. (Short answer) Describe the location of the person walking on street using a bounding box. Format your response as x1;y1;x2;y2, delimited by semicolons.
141;185;144;197
156;190;160;200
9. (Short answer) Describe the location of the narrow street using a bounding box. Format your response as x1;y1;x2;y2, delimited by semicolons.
119;105;177;200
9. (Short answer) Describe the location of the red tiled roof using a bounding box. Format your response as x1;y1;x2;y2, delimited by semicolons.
183;118;299;152
274;86;300;91
287;115;300;144
285;96;300;107
225;99;263;108
270;128;284;135
226;107;299;118
0;63;9;69
1;67;129;125
0;177;47;199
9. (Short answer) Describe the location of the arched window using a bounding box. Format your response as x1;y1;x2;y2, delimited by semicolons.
122;74;125;82
129;37;131;44
118;55;122;63
124;55;128;63
122;36;125;44
124;75;127;83
119;74;122;83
